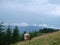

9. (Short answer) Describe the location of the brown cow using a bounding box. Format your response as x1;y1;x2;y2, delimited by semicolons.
24;33;31;45
24;33;30;40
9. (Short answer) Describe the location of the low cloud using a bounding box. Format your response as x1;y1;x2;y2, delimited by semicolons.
38;24;59;29
9;22;29;26
3;22;59;29
38;24;48;27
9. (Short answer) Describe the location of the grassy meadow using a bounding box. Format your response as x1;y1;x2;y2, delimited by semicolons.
11;31;60;45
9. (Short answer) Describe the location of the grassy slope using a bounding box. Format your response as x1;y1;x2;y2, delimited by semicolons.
12;31;60;45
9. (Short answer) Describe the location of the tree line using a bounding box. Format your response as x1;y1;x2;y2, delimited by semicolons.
0;22;59;45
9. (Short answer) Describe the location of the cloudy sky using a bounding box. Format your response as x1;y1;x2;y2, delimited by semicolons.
0;0;60;28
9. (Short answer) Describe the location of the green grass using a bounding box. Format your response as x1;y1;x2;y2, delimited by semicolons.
11;31;60;45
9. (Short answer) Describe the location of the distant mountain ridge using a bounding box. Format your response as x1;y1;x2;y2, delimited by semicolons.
4;24;58;33
5;25;44;33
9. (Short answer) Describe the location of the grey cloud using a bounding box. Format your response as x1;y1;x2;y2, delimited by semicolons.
0;0;60;28
0;0;32;4
49;0;60;5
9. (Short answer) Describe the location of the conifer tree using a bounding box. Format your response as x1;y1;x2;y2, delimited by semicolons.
0;22;5;45
12;26;19;43
6;25;12;44
21;31;26;41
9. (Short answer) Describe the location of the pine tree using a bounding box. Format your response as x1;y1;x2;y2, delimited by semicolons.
21;31;26;41
12;26;19;43
0;22;4;32
6;25;12;44
0;22;5;45
33;31;38;37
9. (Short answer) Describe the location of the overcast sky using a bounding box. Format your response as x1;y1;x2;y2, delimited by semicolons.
0;0;60;28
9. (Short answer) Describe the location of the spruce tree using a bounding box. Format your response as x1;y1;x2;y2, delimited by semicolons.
12;26;19;43
0;22;5;45
21;31;26;41
6;25;12;44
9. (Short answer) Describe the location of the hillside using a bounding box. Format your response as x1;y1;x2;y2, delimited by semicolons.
11;31;60;45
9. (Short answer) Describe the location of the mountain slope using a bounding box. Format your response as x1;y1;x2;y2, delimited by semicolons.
11;31;60;45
